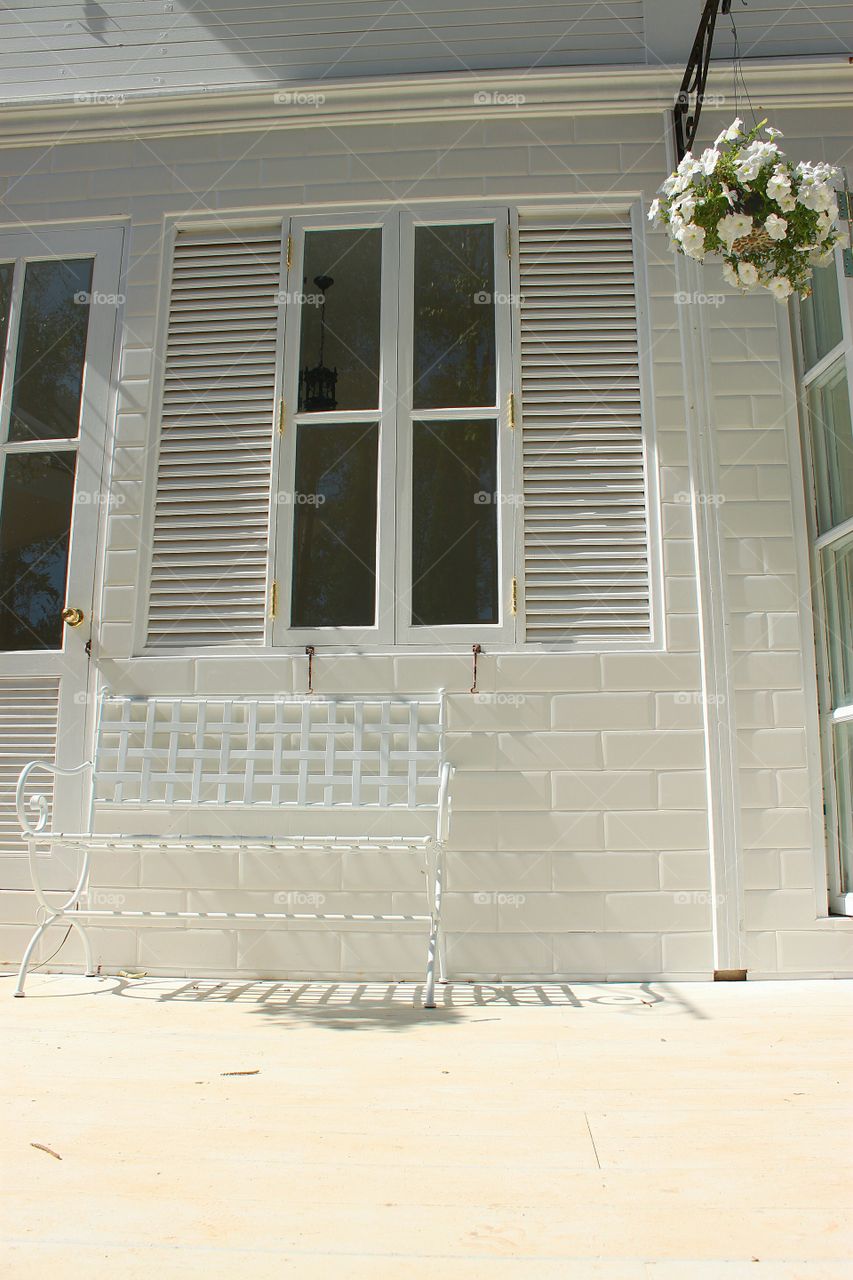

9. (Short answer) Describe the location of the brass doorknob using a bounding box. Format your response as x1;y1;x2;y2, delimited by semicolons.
61;607;85;627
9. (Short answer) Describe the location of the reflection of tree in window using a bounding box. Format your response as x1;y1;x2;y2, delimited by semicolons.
413;226;495;410
0;452;76;650
291;424;378;627
9;259;93;442
412;420;498;625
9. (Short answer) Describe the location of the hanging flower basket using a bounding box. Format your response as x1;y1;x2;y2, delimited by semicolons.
648;118;849;300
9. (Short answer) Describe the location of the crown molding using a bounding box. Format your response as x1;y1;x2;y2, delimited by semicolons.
0;57;848;149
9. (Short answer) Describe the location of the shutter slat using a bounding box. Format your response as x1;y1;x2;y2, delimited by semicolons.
147;229;281;649
519;216;650;643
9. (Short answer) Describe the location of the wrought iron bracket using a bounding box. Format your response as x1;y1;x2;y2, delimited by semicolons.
673;0;733;164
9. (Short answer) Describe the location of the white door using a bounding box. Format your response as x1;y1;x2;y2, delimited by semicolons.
0;226;123;892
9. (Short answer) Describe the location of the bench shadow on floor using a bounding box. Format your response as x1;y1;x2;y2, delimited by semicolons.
106;976;704;1030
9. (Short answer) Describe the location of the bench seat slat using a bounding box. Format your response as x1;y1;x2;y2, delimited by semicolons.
72;910;432;922
41;834;433;850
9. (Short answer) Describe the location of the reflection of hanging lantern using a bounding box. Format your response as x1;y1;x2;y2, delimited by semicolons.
299;274;338;411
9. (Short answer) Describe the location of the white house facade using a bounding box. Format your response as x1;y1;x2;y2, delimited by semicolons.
1;0;852;984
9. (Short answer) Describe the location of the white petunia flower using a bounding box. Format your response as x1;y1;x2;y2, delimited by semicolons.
721;260;739;288
764;213;787;241
699;147;720;176
717;212;753;251
677;223;707;260
737;261;759;286
648;198;662;224
815;210;835;240
767;276;793;301
714;118;743;146
719;183;736;207
798;180;837;213
674;193;696;222
766;166;792;202
734;155;762;182
765;126;784;139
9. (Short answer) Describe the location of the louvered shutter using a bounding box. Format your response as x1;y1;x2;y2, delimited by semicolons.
146;227;282;648
0;679;58;854
518;214;651;642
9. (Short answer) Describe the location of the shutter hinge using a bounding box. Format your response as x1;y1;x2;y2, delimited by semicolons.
269;580;278;619
506;225;513;260
508;391;516;429
511;577;518;615
277;398;285;435
285;234;293;271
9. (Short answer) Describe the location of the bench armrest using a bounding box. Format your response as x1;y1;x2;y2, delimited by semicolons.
16;758;93;839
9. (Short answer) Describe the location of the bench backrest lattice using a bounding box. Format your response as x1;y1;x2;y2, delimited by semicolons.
93;695;446;810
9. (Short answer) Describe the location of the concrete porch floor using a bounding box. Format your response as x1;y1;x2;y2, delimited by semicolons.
1;975;851;1278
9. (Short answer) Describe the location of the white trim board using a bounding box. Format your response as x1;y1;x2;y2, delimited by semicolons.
0;57;849;148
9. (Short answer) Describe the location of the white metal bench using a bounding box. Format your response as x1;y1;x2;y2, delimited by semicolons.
13;692;453;1006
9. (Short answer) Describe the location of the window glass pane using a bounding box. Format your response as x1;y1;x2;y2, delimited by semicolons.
832;721;853;894
413;225;495;410
0;261;14;399
0;450;76;650
411;419;498;626
9;259;93;442
291;423;378;627
297;229;381;413
799;259;843;371
809;361;853;534
820;530;853;708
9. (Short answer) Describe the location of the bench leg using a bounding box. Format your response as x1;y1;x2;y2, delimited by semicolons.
70;918;97;978
423;845;444;1010
14;917;52;997
14;913;95;997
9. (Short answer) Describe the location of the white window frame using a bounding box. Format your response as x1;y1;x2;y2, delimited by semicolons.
273;210;399;648
273;205;516;649
794;249;853;916
138;197;661;657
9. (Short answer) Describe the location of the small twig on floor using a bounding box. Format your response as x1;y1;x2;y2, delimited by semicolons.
31;1143;62;1161
220;1069;260;1076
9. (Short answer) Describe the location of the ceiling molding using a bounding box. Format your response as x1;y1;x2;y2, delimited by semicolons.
0;58;848;149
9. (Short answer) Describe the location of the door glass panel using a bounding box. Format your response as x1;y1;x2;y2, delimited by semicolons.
411;419;498;625
0;262;13;398
8;258;93;441
799;260;843;371
291;423;379;627
413;225;496;410
0;451;76;650
832;720;853;894
297;229;381;413
809;361;853;534
820;530;853;707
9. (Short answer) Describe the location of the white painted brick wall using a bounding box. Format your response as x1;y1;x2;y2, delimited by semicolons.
0;97;850;983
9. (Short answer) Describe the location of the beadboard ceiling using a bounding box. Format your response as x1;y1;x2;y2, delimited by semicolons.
0;1;849;103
